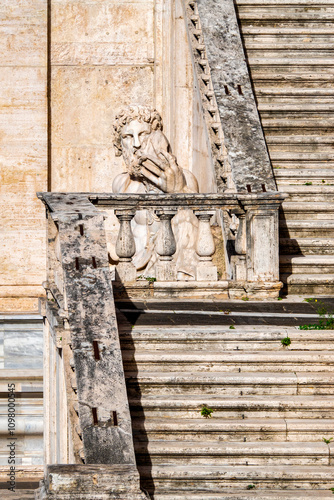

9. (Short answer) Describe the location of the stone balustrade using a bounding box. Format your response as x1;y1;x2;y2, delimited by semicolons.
38;191;286;298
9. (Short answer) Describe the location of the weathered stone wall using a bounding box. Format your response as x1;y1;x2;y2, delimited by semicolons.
0;0;215;312
50;0;155;192
50;0;213;193
0;0;48;312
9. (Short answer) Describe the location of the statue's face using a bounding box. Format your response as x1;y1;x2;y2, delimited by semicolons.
121;119;152;169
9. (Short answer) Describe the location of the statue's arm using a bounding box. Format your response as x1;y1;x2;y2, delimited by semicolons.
112;173;146;194
182;169;199;193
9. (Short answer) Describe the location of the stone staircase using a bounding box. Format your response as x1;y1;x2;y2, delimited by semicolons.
279;191;334;295
0;316;43;497
234;0;334;295
117;299;334;499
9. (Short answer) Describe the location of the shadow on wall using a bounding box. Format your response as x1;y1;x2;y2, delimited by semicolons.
278;207;302;294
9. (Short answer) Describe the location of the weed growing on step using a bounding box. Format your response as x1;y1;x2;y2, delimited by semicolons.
137;275;156;283
229;325;235;330
247;484;256;490
281;337;291;347
299;299;334;330
277;297;283;301
304;182;312;185
241;296;249;301
330;487;334;493
323;437;333;444
201;404;213;418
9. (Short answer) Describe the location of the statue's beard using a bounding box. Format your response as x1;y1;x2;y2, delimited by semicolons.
122;148;144;179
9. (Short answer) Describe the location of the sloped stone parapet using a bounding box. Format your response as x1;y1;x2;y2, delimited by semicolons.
36;191;149;498
35;465;149;500
184;0;276;193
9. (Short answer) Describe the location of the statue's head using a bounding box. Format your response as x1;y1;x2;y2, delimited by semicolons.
113;105;168;175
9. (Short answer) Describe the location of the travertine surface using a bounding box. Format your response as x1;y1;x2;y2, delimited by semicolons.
50;0;155;193
1;0;217;311
50;0;213;195
0;0;48;312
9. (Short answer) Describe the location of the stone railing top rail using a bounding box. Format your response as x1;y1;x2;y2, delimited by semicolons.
37;191;286;214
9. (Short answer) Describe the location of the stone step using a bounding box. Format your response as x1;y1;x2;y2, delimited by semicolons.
137;464;334;491
0;370;43;468
238;6;334;20
253;72;334;85
117;300;324;327
280;255;334;274
129;394;334;419
126;371;334;396
0;491;36;500
278;186;334;202
154;491;334;499
123;350;334;372
270;151;334;162
0;465;43;490
279;220;334;238
270;145;334;155
281;274;334;295
273;161;334;169
279;238;334;255
259;103;334;113
132;417;334;442
0;369;43;392
121;327;334;351
280;203;334;220
135;441;329;466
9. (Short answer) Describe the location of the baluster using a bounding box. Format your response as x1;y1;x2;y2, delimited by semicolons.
115;210;136;283
155;210;177;281
194;211;218;281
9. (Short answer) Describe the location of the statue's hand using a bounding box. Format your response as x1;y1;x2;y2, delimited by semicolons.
137;151;186;193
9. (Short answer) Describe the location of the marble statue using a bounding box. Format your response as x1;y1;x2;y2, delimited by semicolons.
112;104;200;279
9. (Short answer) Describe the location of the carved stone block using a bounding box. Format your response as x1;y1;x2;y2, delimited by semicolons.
156;262;177;281
231;254;247;281
115;261;137;283
35;464;149;500
196;263;218;281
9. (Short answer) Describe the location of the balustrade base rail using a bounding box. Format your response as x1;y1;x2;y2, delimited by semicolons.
112;280;282;300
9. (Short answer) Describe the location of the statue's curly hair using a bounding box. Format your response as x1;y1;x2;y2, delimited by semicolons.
113;104;163;156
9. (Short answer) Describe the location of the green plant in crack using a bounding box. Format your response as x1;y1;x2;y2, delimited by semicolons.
138;274;156;283
247;484;256;490
200;404;213;418
229;325;235;330
323;437;333;444
281;337;291;347
299;299;334;330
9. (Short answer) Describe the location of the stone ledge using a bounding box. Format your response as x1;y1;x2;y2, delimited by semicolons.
113;281;282;300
